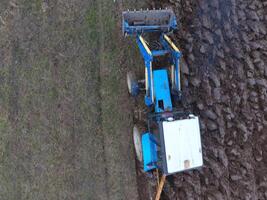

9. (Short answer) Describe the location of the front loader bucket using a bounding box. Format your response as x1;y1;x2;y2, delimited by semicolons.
122;9;177;36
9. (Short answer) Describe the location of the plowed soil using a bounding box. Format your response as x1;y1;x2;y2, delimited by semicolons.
146;0;267;199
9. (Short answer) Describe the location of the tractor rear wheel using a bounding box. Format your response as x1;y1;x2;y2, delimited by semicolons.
127;71;139;96
133;125;142;162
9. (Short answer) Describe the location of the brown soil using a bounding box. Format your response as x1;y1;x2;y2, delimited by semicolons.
137;0;267;199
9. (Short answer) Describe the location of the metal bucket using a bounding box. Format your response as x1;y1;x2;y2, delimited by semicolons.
122;9;177;35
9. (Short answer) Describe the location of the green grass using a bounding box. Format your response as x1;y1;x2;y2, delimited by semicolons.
21;0;43;12
0;0;144;199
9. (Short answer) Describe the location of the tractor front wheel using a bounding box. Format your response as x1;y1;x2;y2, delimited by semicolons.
133;125;142;162
127;71;139;96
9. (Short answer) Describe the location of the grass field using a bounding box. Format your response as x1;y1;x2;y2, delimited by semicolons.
0;0;145;199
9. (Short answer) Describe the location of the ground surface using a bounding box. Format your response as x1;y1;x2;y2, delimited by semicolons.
150;0;267;199
0;0;267;200
0;0;146;199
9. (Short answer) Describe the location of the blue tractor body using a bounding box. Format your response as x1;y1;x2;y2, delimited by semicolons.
142;133;158;172
124;9;203;175
123;9;181;172
153;69;173;113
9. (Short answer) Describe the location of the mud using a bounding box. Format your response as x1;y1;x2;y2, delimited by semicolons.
144;0;267;199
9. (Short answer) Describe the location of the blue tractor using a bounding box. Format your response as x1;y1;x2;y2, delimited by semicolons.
123;9;203;176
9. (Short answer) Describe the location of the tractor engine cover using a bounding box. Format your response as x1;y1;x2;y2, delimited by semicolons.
159;115;203;175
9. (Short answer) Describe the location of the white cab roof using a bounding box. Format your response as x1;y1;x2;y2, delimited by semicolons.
162;116;203;174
